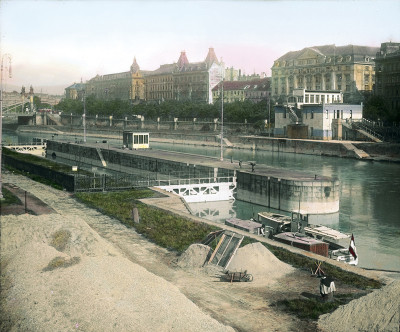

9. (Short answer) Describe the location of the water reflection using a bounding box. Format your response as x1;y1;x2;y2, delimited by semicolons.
155;142;400;271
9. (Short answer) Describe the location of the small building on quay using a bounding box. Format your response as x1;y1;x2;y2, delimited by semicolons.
274;88;362;140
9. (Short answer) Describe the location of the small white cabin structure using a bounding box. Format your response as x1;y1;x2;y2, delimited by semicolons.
123;131;149;149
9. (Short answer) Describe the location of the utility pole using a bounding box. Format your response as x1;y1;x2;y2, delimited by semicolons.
268;99;271;137
220;80;224;161
83;91;86;143
0;53;12;199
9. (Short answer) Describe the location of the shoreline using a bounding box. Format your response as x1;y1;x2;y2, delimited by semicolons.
10;125;400;163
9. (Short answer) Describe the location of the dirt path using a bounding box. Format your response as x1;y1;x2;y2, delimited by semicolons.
1;171;368;331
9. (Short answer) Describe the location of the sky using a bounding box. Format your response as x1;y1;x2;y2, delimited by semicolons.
1;0;399;95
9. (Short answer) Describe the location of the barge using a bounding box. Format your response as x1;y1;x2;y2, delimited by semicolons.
257;211;358;265
273;232;329;257
225;218;263;236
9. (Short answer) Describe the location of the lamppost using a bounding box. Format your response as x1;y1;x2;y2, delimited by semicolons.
268;97;271;137
0;53;12;199
220;79;224;161
82;91;86;143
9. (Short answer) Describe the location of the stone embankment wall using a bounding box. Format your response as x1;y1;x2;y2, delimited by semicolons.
230;136;352;157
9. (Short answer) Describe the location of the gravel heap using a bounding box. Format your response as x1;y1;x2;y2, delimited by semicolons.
318;280;400;332
177;244;211;269
227;242;294;282
1;212;234;332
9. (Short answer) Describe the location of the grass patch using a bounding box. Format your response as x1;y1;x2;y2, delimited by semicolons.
42;256;81;272
50;230;71;251
2;148;80;173
0;187;22;206
75;190;219;253
261;241;381;290
275;293;365;320
75;190;383;289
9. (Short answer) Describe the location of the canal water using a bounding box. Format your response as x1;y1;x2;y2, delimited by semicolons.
3;129;400;271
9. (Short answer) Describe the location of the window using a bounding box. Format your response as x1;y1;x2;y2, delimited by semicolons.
305;94;309;103
326;110;328;119
316;95;320;103
321;95;325;103
311;111;314;119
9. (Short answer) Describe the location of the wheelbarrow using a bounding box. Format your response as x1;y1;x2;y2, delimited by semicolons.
223;270;253;282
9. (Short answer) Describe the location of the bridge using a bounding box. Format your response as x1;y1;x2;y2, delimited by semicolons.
4;144;46;157
156;176;236;203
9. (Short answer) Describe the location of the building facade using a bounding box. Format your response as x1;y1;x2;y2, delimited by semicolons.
271;44;379;104
212;78;270;104
84;58;145;101
74;49;224;104
374;42;400;113
145;48;224;104
275;103;362;140
65;82;85;100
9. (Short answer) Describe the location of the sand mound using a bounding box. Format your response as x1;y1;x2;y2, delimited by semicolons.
227;242;294;281
318;280;400;332
1;213;233;332
177;244;211;269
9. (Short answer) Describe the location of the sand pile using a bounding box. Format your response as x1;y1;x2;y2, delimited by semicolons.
177;244;211;269
318;280;400;332
227;242;294;282
1;213;234;332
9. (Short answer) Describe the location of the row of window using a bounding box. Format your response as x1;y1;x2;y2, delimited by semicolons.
275;55;356;68
274;65;372;76
282;109;353;119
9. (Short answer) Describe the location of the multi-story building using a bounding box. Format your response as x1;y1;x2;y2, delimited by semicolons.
374;42;400;113
212;78;270;104
145;48;224;104
271;44;379;104
75;49;223;104
65;82;85;100
84;58;146;101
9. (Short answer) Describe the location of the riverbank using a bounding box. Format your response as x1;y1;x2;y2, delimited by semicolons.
2;172;396;332
14;125;400;163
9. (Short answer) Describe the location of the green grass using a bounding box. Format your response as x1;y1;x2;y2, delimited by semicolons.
75;190;219;253
0;187;22;206
3;148;67;170
75;190;382;289
275;293;366;320
261;241;381;290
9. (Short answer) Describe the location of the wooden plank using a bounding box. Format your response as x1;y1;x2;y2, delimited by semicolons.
208;234;225;263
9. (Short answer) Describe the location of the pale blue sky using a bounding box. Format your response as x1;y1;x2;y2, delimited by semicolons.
1;0;399;94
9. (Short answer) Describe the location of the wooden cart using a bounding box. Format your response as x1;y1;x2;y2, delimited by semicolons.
223;270;253;282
